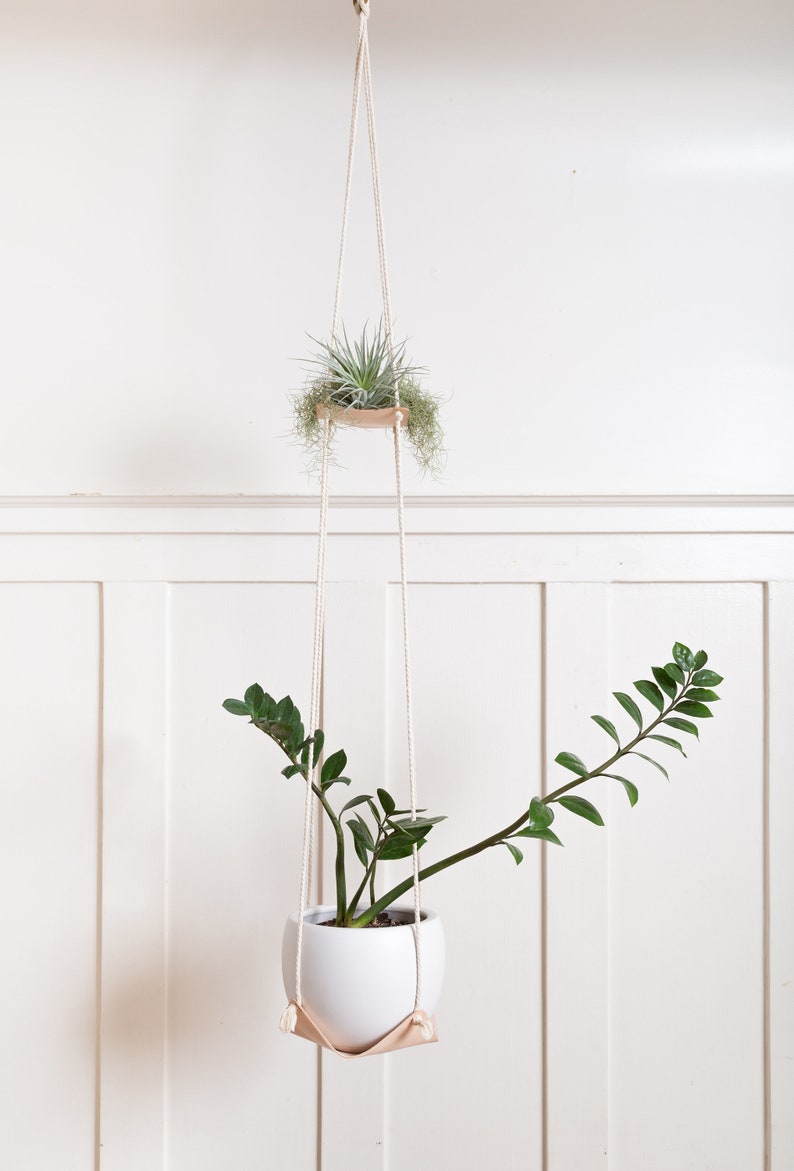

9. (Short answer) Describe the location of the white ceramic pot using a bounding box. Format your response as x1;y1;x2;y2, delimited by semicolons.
282;904;445;1053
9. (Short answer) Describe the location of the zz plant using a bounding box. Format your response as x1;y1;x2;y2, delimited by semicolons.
223;642;722;928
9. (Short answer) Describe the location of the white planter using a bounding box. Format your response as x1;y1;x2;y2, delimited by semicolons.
282;904;445;1053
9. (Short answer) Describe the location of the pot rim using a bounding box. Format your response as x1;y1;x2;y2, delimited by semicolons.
288;903;438;929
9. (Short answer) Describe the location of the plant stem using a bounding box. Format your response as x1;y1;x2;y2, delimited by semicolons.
350;669;695;927
544;669;693;804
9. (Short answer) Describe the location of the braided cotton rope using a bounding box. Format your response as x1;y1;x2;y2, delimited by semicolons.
281;0;431;1042
280;419;331;1034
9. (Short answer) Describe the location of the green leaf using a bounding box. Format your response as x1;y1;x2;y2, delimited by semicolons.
675;700;713;719
694;650;708;670
377;788;396;817
686;687;720;703
351;832;369;868
503;842;524;866
312;729;325;767
591;714;620;748
554;751;589;777
663;716;699;739
390;815;446;831
222;698;250;717
275;695;296;726
321;749;347;786
664;662;686;686
379;831;425;860
556;795;605;826
244;684;265;717
652;666;678;699
647;733;686;757
514;826;564;847
613;691;643;732
673;642;695;671
633;679;664;712
692;669;723;687
281;763;304;779
348;815;374;852
340;794;373;815
630;751;669;780
605;773;639;807
529;795;554;829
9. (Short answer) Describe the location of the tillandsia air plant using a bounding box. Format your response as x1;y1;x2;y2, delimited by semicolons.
291;321;445;477
223;642;723;928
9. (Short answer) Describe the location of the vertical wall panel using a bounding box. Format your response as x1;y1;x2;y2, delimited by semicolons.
99;583;168;1171
386;584;544;1171
0;584;100;1171
768;582;794;1168
608;585;764;1171
320;583;388;1170
544;583;611;1170
166;583;318;1171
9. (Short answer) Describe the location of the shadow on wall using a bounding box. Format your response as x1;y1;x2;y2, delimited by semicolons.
96;935;279;1062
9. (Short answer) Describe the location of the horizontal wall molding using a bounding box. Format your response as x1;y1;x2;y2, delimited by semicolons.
0;495;793;535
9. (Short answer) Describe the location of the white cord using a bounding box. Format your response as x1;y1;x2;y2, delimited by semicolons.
283;0;430;1040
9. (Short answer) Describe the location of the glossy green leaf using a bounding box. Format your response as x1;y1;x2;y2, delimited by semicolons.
312;729;325;766
275;695;296;725
694;650;709;670
377;788;396;817
663;716;699;739
281;763;304;779
605;773;639;806
664;662;686;686
675;700;713;719
652;666;678;699
673;642;695;671
591;714;620;748
514;826;564;847
348;815;374;852
503;842;524;866
222;698;250;717
557;795;605;826
321;749;347;786
390;815;446;831
647;733;686;757
613;691;643;732
529;796;554;829
692;669;723;687
340;794;373;815
379;832;425;861
630;751;669;780
244;683;265;716
686;688;720;703
633;679;664;712
554;751;589;777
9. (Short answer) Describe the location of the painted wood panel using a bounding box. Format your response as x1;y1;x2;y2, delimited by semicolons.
607;584;765;1170
0;505;789;1171
384;584;544;1171
0;584;100;1171
165;584;318;1171
99;584;168;1171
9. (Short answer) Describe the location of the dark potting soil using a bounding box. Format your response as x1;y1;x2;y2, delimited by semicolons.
318;911;403;928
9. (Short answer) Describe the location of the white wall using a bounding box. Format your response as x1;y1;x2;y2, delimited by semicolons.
1;2;792;1168
1;0;792;496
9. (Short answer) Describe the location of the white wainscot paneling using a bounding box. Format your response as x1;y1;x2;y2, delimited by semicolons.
384;583;544;1171
0;499;791;1171
607;584;765;1171
166;584;319;1171
0;584;100;1171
